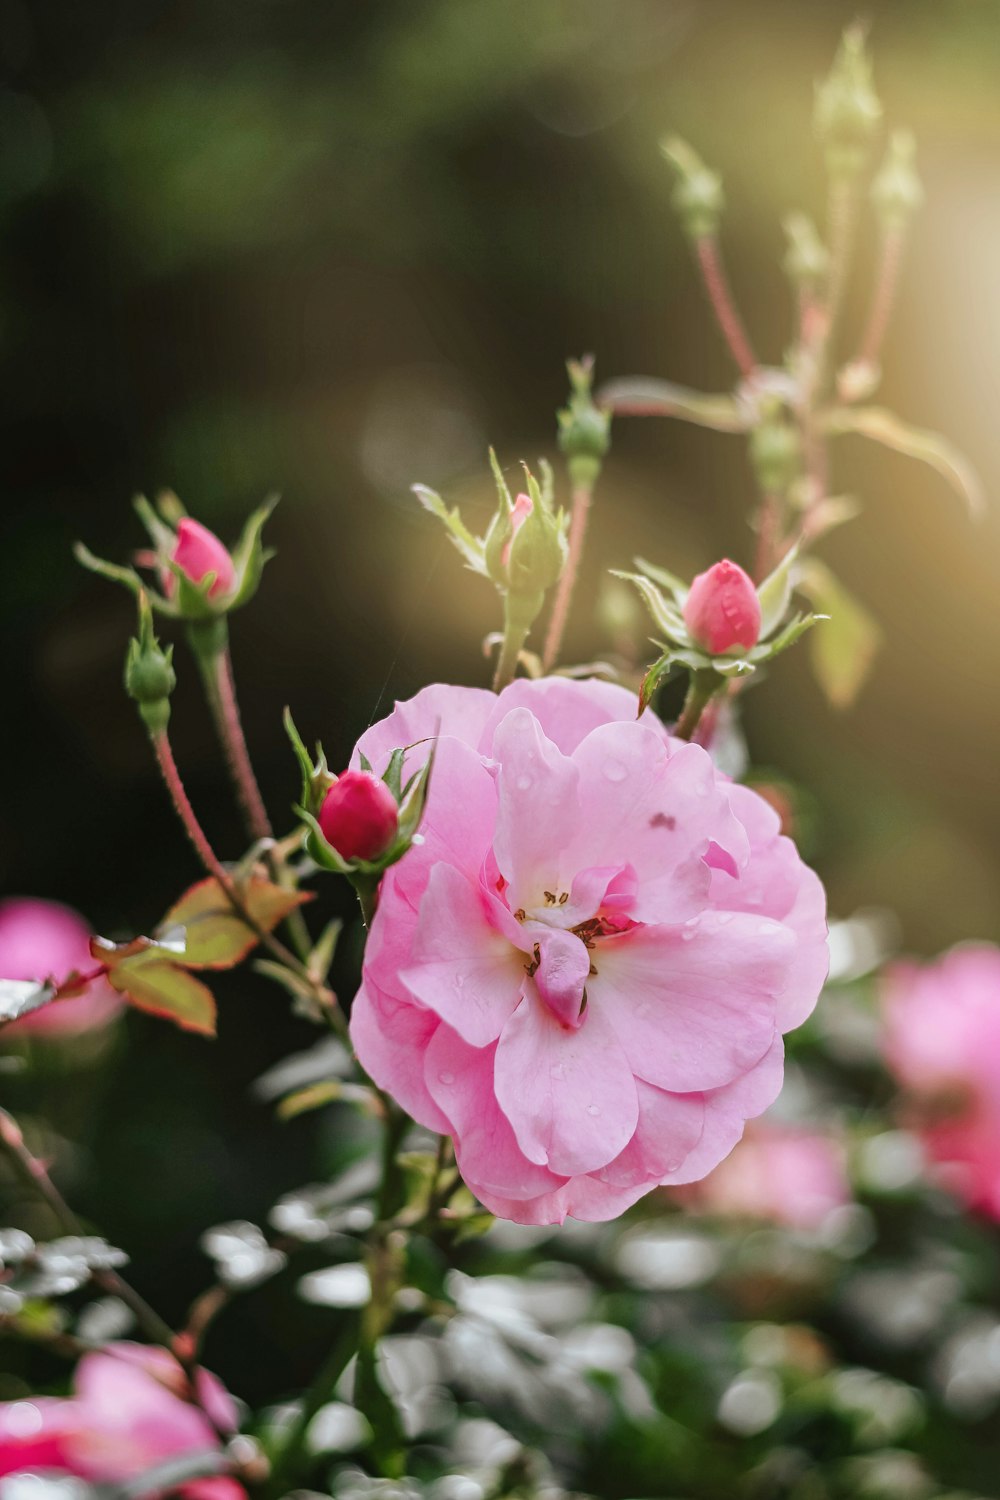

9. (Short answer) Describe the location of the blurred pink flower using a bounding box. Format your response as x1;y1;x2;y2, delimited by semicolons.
0;1342;243;1497
882;943;1000;1219
680;1122;850;1229
169;518;236;600
683;558;762;655
350;678;828;1224
0;897;121;1036
500;491;533;569
319;770;399;863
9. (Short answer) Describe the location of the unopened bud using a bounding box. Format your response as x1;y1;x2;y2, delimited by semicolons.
783;213;829;288
506;479;565;602
814;23;882;178
683;559;762;656
501;493;533;569
168;518;236;600
319;771;398;864
125;593;176;734
872;130;923;230
750;419;801;494
557;356;611;487
660;136;724;240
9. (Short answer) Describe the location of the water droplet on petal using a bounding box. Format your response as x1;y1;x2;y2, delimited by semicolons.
587;1104;601;1116
516;774;533;791
603;760;628;783
549;1062;566;1081
437;1071;455;1085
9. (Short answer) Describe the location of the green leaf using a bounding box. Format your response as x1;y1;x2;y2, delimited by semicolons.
798;560;882;708
596;378;748;432
411;484;486;574
638;653;675;715
756;543;799;640
107;958;217;1036
277;1080;352;1118
822;406;984;516
159;877;311;968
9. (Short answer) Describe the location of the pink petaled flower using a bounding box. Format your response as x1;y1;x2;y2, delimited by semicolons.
349;678;828;1224
0;1343;244;1497
683;558;762;655
679;1122;850;1230
0;898;121;1036
881;944;1000;1220
169;518;236;600
319;771;399;863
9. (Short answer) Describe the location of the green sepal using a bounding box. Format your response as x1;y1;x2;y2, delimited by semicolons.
821;405;984;517
755;543;800;640
611;571;687;643
228;493;280;609
283;706;335;816
412;484;487;575
597;377;748;432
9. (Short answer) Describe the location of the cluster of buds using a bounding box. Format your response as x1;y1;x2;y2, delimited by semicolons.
616;550;824;714
557;355;611;489
813;21;882;179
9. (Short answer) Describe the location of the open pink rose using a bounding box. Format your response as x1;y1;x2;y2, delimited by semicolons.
0;898;121;1036
679;1122;850;1230
0;1342;243;1497
349;678;828;1224
881;944;1000;1219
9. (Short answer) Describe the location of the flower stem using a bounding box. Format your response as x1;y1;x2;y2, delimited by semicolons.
205;646;273;844
752;491;783;584
542;481;593;671
858;225;904;369
150;726;346;1036
824;175;861;346
694;234;757;380
674;670;721;742
492;606;532;694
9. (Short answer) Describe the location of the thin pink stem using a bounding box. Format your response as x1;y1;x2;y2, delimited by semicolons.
858;227;904;369
752;492;782;584
542;483;593;671
695;235;757;380
212;648;273;842
151;730;232;890
824;176;861;345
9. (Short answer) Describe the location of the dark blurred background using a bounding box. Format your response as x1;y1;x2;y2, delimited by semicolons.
2;0;1000;1420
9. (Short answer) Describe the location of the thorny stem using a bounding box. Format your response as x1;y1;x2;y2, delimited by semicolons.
207;647;273;843
198;645;313;963
694;235;758;380
858;226;904;369
150;727;346;1037
542;482;594;671
0;1107;229;1440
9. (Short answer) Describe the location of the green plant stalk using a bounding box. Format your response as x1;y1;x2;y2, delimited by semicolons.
493;593;541;693
260;1313;361;1498
674;669;722;742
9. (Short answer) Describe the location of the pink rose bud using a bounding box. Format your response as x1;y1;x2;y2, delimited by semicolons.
169;517;236;599
683;558;762;654
319;771;398;862
501;492;533;569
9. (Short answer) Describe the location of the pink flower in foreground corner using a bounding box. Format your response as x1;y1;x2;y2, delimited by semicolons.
881;943;1000;1220
350;677;828;1225
683;558;762;655
679;1122;850;1230
0;898;121;1036
169;517;237;600
0;1342;244;1497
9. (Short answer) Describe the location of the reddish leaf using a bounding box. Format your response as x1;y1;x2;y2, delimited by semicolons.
159;877;311;970
107;960;217;1037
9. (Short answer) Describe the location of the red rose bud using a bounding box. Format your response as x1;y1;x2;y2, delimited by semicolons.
319;771;399;863
683;559;762;655
169;518;236;599
500;492;533;569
